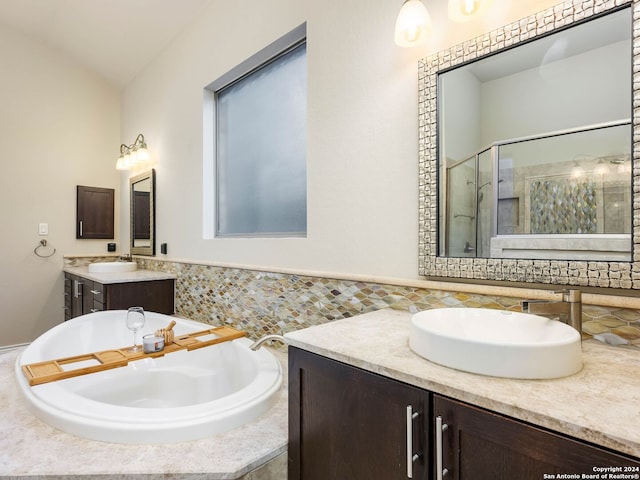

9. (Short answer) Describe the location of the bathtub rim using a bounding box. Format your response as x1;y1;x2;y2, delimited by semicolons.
15;311;283;444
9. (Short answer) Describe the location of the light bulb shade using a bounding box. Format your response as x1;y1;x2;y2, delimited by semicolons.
571;165;585;178
136;146;150;163
594;161;609;176
448;0;493;22
116;155;128;170
395;0;432;47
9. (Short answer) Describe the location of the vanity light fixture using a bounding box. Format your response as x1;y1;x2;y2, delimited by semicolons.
609;154;632;174
448;0;494;22
594;158;609;176
116;134;150;171
570;159;586;179
394;0;432;47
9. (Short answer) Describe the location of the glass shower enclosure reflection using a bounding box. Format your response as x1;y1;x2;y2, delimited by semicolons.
443;121;631;260
445;148;492;257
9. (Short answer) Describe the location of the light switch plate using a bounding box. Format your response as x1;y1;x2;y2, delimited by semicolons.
38;223;49;235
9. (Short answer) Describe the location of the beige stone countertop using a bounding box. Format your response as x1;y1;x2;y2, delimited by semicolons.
64;265;176;284
284;308;640;459
0;348;287;479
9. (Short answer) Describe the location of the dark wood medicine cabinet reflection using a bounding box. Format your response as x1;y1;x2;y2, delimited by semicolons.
76;185;115;239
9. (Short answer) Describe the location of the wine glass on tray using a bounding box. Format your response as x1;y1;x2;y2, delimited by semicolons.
126;306;146;352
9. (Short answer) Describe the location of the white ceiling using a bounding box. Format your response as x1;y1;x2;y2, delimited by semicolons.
0;0;212;87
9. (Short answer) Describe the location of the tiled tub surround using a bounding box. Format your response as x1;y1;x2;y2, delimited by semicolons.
123;257;640;348
1;347;288;479
285;309;640;458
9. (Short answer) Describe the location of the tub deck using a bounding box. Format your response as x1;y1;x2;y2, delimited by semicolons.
0;347;288;479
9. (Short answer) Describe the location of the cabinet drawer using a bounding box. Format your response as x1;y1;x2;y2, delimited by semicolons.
87;282;104;303
90;299;104;314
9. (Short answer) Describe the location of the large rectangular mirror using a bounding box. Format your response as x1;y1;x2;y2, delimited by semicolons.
130;169;155;256
418;0;638;289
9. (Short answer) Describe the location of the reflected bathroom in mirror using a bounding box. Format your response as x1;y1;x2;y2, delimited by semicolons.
419;0;638;288
130;169;155;256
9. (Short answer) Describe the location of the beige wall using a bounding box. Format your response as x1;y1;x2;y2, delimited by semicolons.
120;0;562;279
0;0;565;347
0;24;120;346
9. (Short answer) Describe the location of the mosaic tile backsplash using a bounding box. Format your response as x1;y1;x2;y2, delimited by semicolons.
127;258;640;349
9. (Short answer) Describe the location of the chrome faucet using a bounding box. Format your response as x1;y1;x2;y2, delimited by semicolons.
249;334;288;351
521;289;582;332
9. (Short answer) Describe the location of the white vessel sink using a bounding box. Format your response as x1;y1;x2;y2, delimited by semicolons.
87;262;137;273
409;308;582;379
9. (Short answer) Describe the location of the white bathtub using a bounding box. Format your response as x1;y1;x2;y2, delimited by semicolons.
15;311;283;444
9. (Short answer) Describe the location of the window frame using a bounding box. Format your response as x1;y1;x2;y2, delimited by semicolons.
203;23;307;239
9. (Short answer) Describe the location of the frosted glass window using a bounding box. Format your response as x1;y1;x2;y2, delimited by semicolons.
216;42;307;236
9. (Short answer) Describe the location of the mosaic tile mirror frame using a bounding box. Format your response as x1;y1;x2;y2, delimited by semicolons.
418;0;640;289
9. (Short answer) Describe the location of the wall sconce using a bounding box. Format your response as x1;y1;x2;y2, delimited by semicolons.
607;154;631;174
570;155;589;179
594;158;609;176
116;134;150;171
448;0;494;22
395;0;432;47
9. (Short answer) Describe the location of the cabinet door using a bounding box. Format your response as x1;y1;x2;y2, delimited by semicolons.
76;185;114;239
289;347;429;480
433;394;640;480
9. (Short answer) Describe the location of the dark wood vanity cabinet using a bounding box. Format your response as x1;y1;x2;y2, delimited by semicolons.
288;347;640;480
289;347;430;480
64;273;174;319
433;394;640;480
63;275;75;320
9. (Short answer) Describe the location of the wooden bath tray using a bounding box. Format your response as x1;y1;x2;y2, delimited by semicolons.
22;325;246;386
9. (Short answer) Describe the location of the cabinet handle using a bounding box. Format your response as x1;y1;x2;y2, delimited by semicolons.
436;416;449;480
90;308;99;313
73;280;83;298
406;405;421;478
90;289;101;295
79;220;83;237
